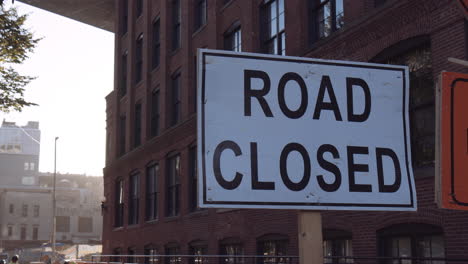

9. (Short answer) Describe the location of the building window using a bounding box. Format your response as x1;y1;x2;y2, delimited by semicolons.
20;225;26;240
189;241;208;264
129;173;140;225
309;0;344;43
135;34;144;84
78;217;93;233
194;0;207;31
134;102;142;148
378;223;445;264
323;229;353;264
261;0;285;55
150;89;160;137
152;18;161;69
224;22;242;52
172;0;181;51
22;204;28;217
30;162;35;170
7;225;13;237
24;162;29;170
144;245;159;264
121;0;128;34
32;226;38;240
164;243;181;264
166;154;180;217
120;51;128;98
257;234;289;264
136;0;143;17
56;216;70;232
220;238;244;264
119;115;126;156
115;178;124;227
188;146;198;212
112;248;122;263
146;163;159;221
171;73;181;126
127;247;136;264
372;39;433;168
9;204;14;214
33;205;39;217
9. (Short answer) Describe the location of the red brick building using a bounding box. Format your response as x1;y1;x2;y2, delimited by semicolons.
101;0;467;263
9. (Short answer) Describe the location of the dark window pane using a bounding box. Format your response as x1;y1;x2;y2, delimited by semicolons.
166;155;180;217
151;90;160;137
146;164;159;221
195;0;207;30
119;115;126;156
129;173;140;225
136;0;143;17
134;103;142;148
152;19;161;69
310;0;344;43
261;0;285;55
115;178;124;227
171;74;181;126
172;0;181;51
120;52;127;97
188;147;198;212
135;34;144;83
121;0;128;34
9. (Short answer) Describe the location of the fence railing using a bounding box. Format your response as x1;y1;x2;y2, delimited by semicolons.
86;254;468;264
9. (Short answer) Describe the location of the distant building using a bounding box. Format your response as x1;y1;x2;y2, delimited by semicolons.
0;120;40;186
0;119;103;251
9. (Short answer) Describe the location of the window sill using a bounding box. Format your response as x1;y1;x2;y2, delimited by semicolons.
151;65;161;75
185;209;209;218
145;218;159;224
221;0;235;12
127;224;140;229
192;24;207;38
170;47;181;57
112;226;124;232
164;215;180;222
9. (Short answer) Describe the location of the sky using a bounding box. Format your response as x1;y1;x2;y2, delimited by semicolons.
0;2;114;176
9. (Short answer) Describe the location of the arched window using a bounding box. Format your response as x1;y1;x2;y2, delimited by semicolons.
114;177;124;227
378;223;445;264
164;242;181;264
219;237;244;264
144;244;159;264
372;36;434;169
323;229;353;263
189;240;208;264
256;234;289;264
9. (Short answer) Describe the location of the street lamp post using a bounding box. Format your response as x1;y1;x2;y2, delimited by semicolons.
52;137;59;257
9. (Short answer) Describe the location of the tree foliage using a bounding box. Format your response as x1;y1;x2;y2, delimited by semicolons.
0;4;40;112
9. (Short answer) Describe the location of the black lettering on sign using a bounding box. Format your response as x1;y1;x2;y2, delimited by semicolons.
317;144;342;192
279;143;311;191
346;77;371;122
213;140;243;190
251;142;275;190
347;146;372;192
278;72;308;119
376;147;401;193
244;70;273;117
313;75;343;121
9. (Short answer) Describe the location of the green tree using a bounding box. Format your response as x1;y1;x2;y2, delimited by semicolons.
0;4;40;112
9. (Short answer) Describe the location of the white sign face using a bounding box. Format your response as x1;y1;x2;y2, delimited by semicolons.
198;49;417;211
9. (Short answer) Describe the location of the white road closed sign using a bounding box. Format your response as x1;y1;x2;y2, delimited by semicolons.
197;49;417;211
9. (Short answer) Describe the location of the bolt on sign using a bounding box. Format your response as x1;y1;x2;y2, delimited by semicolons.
197;49;417;211
437;71;468;210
